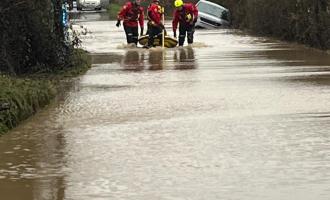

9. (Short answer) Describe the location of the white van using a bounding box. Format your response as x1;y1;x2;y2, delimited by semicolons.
77;0;102;11
195;0;231;29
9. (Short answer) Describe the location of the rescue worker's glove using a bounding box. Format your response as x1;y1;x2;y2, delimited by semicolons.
116;20;121;27
174;31;177;38
140;28;144;36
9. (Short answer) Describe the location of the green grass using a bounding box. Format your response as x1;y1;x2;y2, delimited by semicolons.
0;49;91;135
0;76;55;135
57;49;91;77
107;3;122;20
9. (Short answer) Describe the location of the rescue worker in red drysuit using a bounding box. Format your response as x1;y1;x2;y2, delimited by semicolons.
172;0;198;46
146;0;165;48
116;0;144;45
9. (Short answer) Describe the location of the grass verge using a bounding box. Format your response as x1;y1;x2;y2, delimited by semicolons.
107;3;122;20
0;49;91;135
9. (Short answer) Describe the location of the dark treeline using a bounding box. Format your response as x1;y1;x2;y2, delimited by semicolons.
207;0;330;49
0;0;73;75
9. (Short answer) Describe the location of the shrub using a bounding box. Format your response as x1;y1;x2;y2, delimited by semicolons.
0;0;72;74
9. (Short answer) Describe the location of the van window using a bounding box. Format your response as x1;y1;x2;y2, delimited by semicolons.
197;2;226;19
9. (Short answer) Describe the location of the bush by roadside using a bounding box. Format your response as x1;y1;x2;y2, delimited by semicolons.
211;0;330;50
0;0;92;135
0;0;71;75
0;49;91;135
0;75;55;134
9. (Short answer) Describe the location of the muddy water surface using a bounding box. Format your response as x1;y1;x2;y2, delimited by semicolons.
1;12;330;200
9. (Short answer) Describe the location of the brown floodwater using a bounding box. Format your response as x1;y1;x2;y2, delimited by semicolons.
1;12;330;200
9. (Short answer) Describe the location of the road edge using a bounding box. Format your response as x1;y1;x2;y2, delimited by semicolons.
0;49;91;135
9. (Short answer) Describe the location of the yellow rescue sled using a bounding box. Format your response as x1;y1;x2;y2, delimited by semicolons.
138;35;178;48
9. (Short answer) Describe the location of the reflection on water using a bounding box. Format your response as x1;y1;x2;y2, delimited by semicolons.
119;47;197;71
121;50;145;71
91;53;122;64
120;49;166;71
148;49;164;70
174;47;197;70
2;14;330;200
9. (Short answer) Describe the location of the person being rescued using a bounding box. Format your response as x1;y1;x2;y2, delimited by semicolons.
172;0;198;46
145;0;165;48
116;0;144;46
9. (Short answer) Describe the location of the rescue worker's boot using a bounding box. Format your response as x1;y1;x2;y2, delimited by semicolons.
187;31;194;44
157;33;163;46
133;35;139;46
179;34;185;46
187;26;195;45
146;36;154;48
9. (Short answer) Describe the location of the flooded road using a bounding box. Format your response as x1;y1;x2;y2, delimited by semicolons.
1;12;330;200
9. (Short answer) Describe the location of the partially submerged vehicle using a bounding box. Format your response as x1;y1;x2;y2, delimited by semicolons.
77;0;102;11
195;0;231;29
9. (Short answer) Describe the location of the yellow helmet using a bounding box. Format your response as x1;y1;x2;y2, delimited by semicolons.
174;0;184;8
